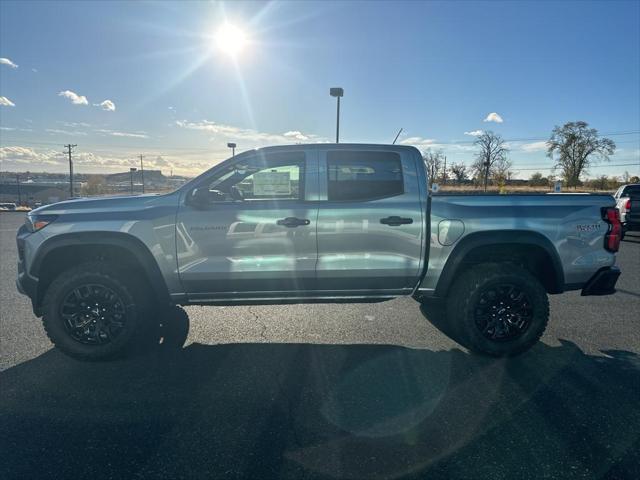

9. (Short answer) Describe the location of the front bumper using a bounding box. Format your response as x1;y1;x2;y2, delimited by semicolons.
16;223;41;315
581;266;621;296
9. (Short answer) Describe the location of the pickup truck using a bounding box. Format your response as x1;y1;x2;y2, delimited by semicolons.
614;183;640;237
16;144;622;360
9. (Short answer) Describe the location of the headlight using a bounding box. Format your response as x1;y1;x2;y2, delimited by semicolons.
25;214;58;232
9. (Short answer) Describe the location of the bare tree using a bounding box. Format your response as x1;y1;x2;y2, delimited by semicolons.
529;172;548;187
449;162;468;183
547;121;616;188
492;157;515;184
474;131;508;191
422;149;444;187
81;175;106;196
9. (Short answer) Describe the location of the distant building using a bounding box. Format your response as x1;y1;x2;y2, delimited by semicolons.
0;183;69;206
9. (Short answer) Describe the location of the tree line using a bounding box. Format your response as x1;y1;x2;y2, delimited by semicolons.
422;121;635;191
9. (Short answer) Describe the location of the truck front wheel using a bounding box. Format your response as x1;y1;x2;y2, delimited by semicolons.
446;263;549;356
42;262;145;360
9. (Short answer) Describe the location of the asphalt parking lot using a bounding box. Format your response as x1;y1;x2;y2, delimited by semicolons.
1;211;639;479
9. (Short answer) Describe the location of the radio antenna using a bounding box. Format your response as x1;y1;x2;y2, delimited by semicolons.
392;128;403;145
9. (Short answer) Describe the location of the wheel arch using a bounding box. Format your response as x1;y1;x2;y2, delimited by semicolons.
31;232;171;315
434;230;565;297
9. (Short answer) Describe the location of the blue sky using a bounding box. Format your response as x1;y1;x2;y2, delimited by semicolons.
1;0;639;177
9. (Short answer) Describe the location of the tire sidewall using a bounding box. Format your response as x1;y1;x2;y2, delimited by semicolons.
43;269;140;360
461;270;548;356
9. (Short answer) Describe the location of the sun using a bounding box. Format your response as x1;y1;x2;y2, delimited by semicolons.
215;23;247;57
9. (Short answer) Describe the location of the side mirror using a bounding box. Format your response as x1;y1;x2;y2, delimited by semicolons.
188;188;227;207
188;188;212;208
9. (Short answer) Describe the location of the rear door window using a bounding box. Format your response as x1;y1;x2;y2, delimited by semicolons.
327;151;403;202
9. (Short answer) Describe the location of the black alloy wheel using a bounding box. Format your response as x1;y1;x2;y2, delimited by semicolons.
60;283;127;345
474;283;533;342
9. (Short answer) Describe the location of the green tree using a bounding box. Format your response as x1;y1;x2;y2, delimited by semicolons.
547;121;615;188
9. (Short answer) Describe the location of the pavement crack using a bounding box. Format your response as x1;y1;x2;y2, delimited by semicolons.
247;306;268;340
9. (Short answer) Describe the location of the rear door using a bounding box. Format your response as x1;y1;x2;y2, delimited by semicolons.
176;149;318;300
315;148;424;296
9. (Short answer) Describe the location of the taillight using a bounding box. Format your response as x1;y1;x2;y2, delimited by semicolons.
625;198;631;211
602;207;621;253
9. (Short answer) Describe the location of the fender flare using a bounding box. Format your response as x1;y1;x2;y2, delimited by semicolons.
434;230;565;296
31;231;171;306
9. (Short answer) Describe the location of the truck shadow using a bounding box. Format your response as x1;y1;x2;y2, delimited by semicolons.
1;311;639;480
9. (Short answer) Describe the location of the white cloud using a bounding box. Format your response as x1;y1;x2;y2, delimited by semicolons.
0;96;16;107
464;130;484;137
520;141;548;153
283;130;310;141
95;99;116;111
175;120;323;145
0;126;32;132
46;128;88;136
61;121;91;128
58;90;89;105
95;129;149;139
0;145;207;175
399;136;437;149
0;146;62;165
483;112;504;123
0;57;18;68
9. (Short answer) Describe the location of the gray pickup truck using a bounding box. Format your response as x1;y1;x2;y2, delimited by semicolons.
16;144;622;360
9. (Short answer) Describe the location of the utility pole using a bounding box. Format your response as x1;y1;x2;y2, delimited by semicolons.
64;144;77;198
129;167;137;195
139;155;145;193
16;173;21;205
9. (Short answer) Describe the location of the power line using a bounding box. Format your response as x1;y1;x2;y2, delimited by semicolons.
515;162;639;172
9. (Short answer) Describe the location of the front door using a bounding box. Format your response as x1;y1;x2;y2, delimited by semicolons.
176;150;318;300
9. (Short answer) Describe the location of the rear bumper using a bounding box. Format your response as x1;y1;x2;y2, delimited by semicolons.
581;266;620;296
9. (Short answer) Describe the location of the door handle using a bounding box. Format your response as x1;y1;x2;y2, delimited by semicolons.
380;216;413;226
277;217;310;228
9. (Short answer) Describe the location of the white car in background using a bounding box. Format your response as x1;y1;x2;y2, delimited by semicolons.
614;184;640;237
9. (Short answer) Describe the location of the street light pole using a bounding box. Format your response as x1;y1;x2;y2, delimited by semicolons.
227;142;236;158
16;173;21;205
139;155;145;194
329;87;344;143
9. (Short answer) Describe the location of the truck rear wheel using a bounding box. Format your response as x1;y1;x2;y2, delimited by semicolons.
42;262;145;360
446;263;549;356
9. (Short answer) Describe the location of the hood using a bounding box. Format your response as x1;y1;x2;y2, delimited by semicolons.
30;193;173;216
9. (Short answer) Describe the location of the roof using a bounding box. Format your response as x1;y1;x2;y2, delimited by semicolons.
250;143;420;154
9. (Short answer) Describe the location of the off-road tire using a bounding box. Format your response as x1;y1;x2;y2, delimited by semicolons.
42;262;146;360
446;263;549;356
